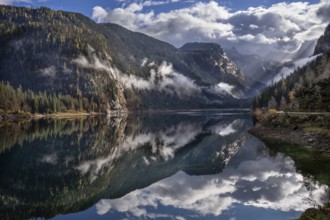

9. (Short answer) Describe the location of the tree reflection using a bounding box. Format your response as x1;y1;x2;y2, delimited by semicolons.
0;113;328;220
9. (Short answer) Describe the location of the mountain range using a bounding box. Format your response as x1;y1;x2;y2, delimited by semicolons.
0;5;328;114
0;5;256;113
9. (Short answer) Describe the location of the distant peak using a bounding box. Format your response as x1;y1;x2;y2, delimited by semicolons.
180;42;223;53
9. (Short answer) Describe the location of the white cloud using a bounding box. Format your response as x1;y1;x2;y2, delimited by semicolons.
39;65;56;78
73;47;119;80
317;0;330;21
207;82;238;98
0;0;30;4
0;0;49;4
217;120;237;136
92;6;108;23
249;24;258;29
217;82;235;94
120;61;201;97
270;54;321;84
40;152;58;165
116;0;185;7
125;2;143;12
141;58;148;67
143;0;167;7
73;48;239;101
92;0;328;62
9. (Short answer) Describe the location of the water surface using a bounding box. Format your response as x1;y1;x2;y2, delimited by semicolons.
0;111;328;220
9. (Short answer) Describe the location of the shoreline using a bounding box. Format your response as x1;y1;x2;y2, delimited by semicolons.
249;111;330;155
32;112;100;119
0;112;102;122
249;125;330;153
0;108;251;121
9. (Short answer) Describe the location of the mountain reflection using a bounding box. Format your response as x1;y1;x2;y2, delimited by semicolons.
96;137;327;219
0;112;328;220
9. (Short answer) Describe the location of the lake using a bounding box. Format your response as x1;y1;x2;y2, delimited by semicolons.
0;111;329;220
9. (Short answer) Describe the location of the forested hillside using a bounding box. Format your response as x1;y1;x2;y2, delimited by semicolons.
253;50;330;112
0;5;251;114
0;81;98;114
0;6;126;113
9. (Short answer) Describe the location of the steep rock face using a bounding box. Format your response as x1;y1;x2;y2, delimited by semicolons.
180;43;245;88
225;47;280;92
100;25;247;89
0;6;250;110
226;47;269;81
314;24;330;55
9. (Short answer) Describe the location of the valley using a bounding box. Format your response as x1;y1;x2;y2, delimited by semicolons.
0;2;330;220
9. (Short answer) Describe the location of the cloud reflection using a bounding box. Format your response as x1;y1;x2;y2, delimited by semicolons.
95;137;328;218
75;117;248;180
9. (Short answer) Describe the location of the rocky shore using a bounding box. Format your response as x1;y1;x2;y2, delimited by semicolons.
249;110;330;155
249;125;330;155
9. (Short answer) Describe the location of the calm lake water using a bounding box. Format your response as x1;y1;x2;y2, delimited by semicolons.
0;111;329;220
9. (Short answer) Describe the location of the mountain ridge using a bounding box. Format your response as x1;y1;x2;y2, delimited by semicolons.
0;5;252;113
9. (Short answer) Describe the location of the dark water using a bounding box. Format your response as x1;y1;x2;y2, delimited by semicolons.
0;111;328;220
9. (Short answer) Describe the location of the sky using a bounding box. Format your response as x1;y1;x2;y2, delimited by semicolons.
2;0;330;62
